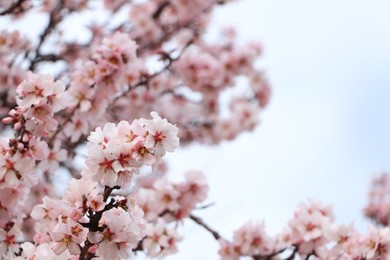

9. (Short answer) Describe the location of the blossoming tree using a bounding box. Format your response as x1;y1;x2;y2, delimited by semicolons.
0;0;389;259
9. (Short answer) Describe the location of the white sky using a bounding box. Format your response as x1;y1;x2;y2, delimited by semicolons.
166;0;390;259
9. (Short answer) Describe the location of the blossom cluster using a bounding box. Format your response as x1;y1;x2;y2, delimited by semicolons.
0;1;387;260
30;179;146;259
1;0;270;148
0;72;69;241
0;72;68;187
0;30;29;116
64;31;139;143
85;111;179;187
13;72;67;136
219;201;390;260
364;173;390;226
0;112;180;259
135;170;209;257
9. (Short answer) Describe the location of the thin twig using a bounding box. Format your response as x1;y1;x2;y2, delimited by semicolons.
0;0;27;15
195;202;216;210
48;103;79;147
29;0;64;70
252;247;290;260
189;214;221;240
113;39;193;103
152;0;170;19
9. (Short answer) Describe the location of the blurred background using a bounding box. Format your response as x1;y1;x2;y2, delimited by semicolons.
166;0;390;259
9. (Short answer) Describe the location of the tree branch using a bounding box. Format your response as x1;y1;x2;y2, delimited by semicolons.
79;240;93;260
103;185;120;202
152;0;170;19
29;0;64;70
0;0;27;16
48;103;79;147
189;214;221;240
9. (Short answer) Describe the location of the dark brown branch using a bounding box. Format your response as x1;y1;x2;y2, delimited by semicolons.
133;240;144;252
113;39;193;103
103;185;120;202
32;54;62;63
189;214;221;240
189;213;296;260
48;103;79;147
195;202;216;210
286;246;298;260
79;240;93;260
252;247;291;260
0;0;27;15
29;0;64;70
78;189;124;259
305;252;316;260
152;1;170;19
80;199;118;232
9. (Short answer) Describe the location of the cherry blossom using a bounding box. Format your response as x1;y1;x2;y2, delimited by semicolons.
0;1;387;260
51;219;88;255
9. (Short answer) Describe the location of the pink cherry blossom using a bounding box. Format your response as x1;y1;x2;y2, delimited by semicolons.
0;223;23;258
92;207;146;260
145;111;180;158
2;1;387;260
51;219;88;255
16;72;55;108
